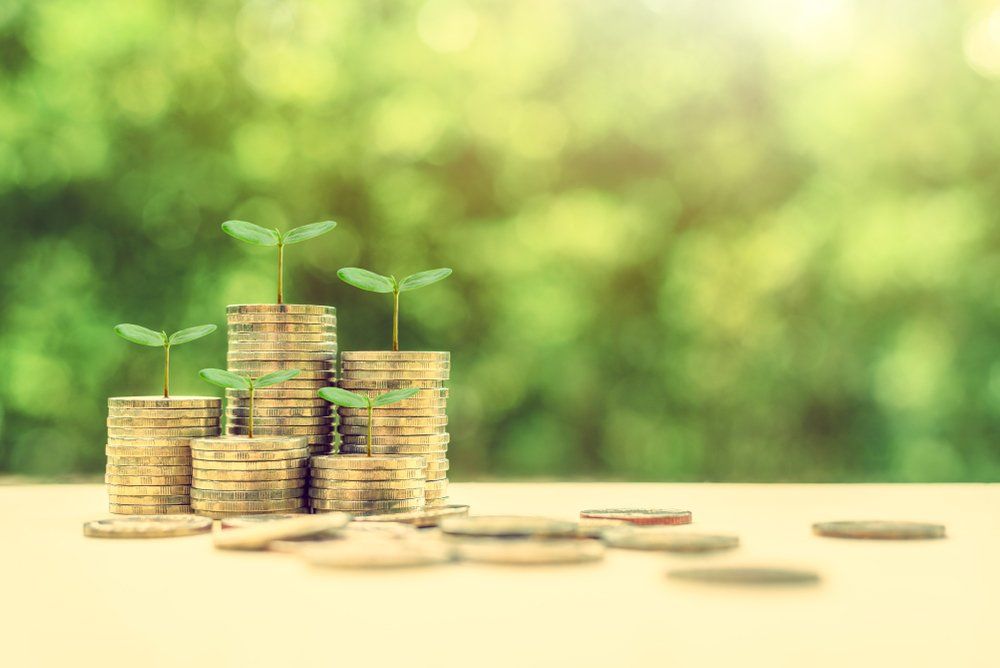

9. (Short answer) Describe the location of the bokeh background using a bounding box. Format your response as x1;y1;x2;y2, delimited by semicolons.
0;0;997;482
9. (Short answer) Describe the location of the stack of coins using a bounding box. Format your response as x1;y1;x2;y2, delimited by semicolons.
310;455;426;516
189;436;309;518
225;304;337;456
105;396;221;515
337;351;450;508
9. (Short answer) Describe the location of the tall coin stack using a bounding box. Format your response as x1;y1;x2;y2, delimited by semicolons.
310;454;426;515
337;351;450;508
105;396;221;515
189;436;309;518
225;304;337;456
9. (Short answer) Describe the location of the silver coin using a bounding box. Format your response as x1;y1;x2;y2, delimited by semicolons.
439;515;579;539
602;528;739;553
456;538;605;565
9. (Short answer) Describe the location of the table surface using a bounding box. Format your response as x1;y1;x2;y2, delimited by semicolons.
1;482;996;667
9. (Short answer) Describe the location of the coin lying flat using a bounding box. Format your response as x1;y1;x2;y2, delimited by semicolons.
812;521;946;540
220;514;315;529
190;436;308;451
227;304;336;315
107;409;221;419
309;487;424;501
338;380;445;390
194;458;309;471
193;467;307;481
311;454;425;470
310;478;425;490
339;445;447;456
106;485;190;496
108;504;193;515
440;516;579;539
667;567;821;586
108;396;221;409
310;498;425;512
193;478;306;491
300;539;454;569
342;351;449;362
192;488;304;501
191;448;310;462
213;513;351;551
353;505;470;527
603;528;739;553
580;508;693;526
338;407;447;418
310;468;426;481
456;538;605;565
106;475;192;486
191;498;306;513
84;515;212;538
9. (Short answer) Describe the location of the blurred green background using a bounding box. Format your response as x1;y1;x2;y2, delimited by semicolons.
0;0;997;482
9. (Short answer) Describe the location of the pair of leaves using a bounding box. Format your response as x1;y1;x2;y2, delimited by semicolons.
337;267;452;294
222;220;336;247
115;323;217;347
199;368;300;391
318;386;419;409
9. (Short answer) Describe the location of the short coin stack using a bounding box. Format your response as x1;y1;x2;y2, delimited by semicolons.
225;304;337;456
105;396;221;515
310;454;426;516
190;436;309;518
338;351;450;508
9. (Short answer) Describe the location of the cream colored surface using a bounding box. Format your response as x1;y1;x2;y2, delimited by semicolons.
1;483;996;667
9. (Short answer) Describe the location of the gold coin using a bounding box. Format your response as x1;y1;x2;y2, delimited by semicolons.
214;513;350;551
341;351;449;362
107;427;220;438
108;396;221;409
311;454;425;470
352;504;469;528
227;316;336;327
226;304;336;315
191;448;309;462
191;488;304;501
107;408;221;419
106;455;192;466
190;436;306;450
426;473;448;482
340;361;450;371
84;515;211;538
106;437;196;447
339;445;447;456
193;458;309;471
106;485;190;495
191;497;307;512
424;490;448;500
226;426;332;436
191;478;305;491
339;416;447;428
226;416;332;427
309;498;424;512
104;445;190;457
108;494;190;505
424;479;448;492
228;397;330;408
338;380;445;390
338;407;446;418
425;458;449;471
310;467;426;481
109;504;193;515
340;371;449;381
106;417;220;428
228;406;333;417
309;478;424;490
192;467;307;481
228;359;333;370
227;350;336;361
425;497;450;508
308;487;424;501
340;434;449;446
227;323;336;333
105;474;192;485
106;465;193;476
195;508;308;520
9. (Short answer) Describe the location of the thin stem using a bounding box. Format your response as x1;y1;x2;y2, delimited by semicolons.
248;384;255;438
367;401;373;457
277;243;284;305
392;289;399;352
163;345;170;398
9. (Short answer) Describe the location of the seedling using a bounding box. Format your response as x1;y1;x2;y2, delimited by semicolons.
222;219;337;304
198;368;301;438
337;267;451;351
114;323;217;398
318;386;420;456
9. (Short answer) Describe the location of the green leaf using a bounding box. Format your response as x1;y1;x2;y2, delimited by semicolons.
318;386;370;409
221;220;280;246
398;268;452;292
282;221;336;245
199;368;251;390
168;324;217;346
114;323;166;347
372;387;421;407
254;369;301;388
337;267;396;293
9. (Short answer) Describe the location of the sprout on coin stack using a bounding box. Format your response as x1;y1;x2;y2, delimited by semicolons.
189;368;310;518
106;323;220;515
312;386;427;516
336;267;453;508
222;219;339;455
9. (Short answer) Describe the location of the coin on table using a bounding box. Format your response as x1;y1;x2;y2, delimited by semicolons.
425;498;450;508
352;505;470;527
106;485;190;496
310;468;426;481
602;528;739;553
191;498;306;513
108;396;221;409
220;513;321;529
191;488;304;501
191;448;310;462
106;465;193;476
456;538;605;565
300;539;454;569
310;454;426;470
213;512;351;551
308;487;424;501
574;517;630;538
812;520;946;540
310;478;425;490
107;408;221;419
667;566;821;586
342;351;449;362
309;498;425;512
226;303;336;315
109;504;193;515
440;515;579;539
580;508;693;526
190;436;307;451
194;458;309;471
193;478;306;491
106;474;192;486
84;515;212;538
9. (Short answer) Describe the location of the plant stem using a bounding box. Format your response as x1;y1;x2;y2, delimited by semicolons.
248;384;255;438
277;243;284;305
392;289;399;352
163;345;170;398
367;401;373;457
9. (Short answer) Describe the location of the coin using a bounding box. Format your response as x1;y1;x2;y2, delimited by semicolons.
107;408;222;419
193;458;309;471
230;397;330;408
667;567;821;586
338;407;447;418
353;505;470;527
106;485;190;495
190;498;307;512
107;428;219;438
227;416;332;427
108;494;190;504
228;342;337;351
104;445;191;457
340;371;450;382
227;350;336;361
193;467;308;481
425;497;450;508
339;416;448;428
309;487;425;501
574;518;630;538
456;538;605;565
192;478;306;491
423;479;447;492
227;323;336;333
602;528;740;553
220;514;315;529
812;521;947;540
341;351;449;362
106;417;220;428
340;434;449;446
227;304;335;315
106;465;193;476
309;478;425;490
214;513;351;551
340;361;450;371
339;445;447;456
190;436;307;450
106;455;192;466
311;454;425;470
108;396;221;409
338;380;445;390
309;498;425;512
106;438;196;448
227;390;328;400
440;516;579;539
109;504;193;515
227;406;333;417
310;467;426;481
105;474;193;485
338;425;448;437
84;515;212;538
191;488;304;501
300;539;453;568
580;509;693;526
226;426;332;437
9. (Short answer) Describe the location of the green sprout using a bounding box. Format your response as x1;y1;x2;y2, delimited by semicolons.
337;267;452;351
198;368;301;438
318;386;420;456
222;219;337;304
114;323;217;398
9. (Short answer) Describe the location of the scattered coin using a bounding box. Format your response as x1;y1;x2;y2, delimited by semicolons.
812;521;946;540
84;515;212;538
353;505;470;527
300;539;454;568
456;538;605;565
440;515;579;539
580;508;693;526
220;514;316;529
603;528;739;553
213;513;351;551
667;567;821;586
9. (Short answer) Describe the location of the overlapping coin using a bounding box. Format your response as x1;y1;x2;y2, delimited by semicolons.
812;520;946;540
440;515;579;539
580;508;693;526
602;528;740;553
309;454;426;516
455;538;605;565
104;396;221;515
213;512;351;551
83;515;212;538
300;536;454;568
352;504;470;527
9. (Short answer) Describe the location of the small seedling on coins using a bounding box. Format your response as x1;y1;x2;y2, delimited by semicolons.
198;368;301;437
114;323;217;398
318;386;420;456
222;219;337;304
337;267;451;351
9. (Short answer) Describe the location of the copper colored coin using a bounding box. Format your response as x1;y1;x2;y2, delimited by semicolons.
580;508;692;526
812;521;946;540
